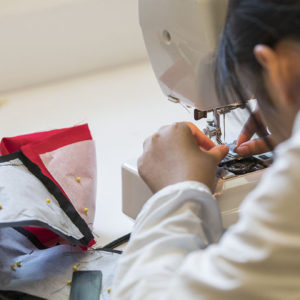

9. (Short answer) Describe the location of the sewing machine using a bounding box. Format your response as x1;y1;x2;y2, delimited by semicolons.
122;0;272;228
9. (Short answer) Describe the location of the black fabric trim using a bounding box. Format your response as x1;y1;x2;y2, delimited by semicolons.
0;290;46;300
0;152;19;163
1;220;89;246
18;151;94;246
0;151;94;246
95;248;122;255
102;233;131;250
13;227;47;250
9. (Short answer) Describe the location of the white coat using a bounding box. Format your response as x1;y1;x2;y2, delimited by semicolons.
112;113;300;300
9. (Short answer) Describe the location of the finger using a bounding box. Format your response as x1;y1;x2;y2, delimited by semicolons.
235;137;273;156
185;122;216;151
143;135;155;150
237;131;254;148
208;145;229;164
237;114;269;148
158;124;170;132
137;156;143;174
236;120;257;147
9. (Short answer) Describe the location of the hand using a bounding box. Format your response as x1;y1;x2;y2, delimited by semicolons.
235;110;275;156
138;122;229;194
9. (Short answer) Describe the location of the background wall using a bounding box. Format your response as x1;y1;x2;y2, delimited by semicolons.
0;0;148;92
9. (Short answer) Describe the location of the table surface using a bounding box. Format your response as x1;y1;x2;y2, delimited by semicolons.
0;61;250;247
0;61;195;246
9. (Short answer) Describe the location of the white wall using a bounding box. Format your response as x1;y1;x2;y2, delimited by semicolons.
0;0;148;92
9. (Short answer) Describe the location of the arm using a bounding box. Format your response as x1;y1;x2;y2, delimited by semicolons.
112;123;300;299
112;181;222;299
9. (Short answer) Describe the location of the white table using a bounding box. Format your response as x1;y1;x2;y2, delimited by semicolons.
0;61;197;246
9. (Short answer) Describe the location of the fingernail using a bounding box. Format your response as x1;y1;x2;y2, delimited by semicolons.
236;145;251;156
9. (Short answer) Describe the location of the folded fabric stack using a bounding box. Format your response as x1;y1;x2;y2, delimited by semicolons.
0;124;97;248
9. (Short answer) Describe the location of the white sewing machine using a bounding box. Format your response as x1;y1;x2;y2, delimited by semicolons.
122;0;272;228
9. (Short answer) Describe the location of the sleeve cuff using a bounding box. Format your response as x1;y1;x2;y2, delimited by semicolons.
152;180;212;201
139;181;213;216
136;180;223;244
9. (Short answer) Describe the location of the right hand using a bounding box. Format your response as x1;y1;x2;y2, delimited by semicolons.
235;110;275;156
138;122;229;193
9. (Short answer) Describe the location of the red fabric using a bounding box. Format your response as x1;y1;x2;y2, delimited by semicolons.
23;226;61;247
1;124;92;194
0;127;72;155
0;124;96;248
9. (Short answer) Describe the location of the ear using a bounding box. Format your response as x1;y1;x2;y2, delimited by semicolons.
254;45;277;72
254;44;292;107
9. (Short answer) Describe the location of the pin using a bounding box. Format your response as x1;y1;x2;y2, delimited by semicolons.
84;208;88;213
46;198;51;204
10;264;15;270
67;280;72;285
76;177;81;183
0;204;2;210
73;265;77;271
16;261;21;268
107;288;111;293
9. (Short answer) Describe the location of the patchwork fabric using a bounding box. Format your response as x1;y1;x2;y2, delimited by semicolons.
0;152;93;246
40;140;97;228
0;124;97;247
0;227;120;300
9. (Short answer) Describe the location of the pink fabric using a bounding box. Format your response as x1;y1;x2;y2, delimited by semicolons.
0;124;96;248
40;140;97;228
1;124;93;198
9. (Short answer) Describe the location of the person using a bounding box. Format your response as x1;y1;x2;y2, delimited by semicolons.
112;1;300;299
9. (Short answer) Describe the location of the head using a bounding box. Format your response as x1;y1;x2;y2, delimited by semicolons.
217;0;300;146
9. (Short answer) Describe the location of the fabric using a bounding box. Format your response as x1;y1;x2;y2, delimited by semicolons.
40;140;97;228
0;124;96;247
0;153;93;246
112;112;300;299
0;227;120;300
0;124;92;189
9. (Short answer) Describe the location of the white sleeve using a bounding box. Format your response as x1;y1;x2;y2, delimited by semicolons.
112;136;300;300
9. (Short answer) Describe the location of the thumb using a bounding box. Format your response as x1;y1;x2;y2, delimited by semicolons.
208;145;229;164
235;135;274;156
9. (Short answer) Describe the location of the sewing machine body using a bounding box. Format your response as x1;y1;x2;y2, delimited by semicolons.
139;0;230;111
121;0;271;227
122;152;272;228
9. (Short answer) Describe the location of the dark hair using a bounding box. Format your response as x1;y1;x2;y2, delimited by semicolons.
216;0;300;149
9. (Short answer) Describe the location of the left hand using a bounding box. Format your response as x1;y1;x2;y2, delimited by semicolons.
234;109;275;156
138;122;229;194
